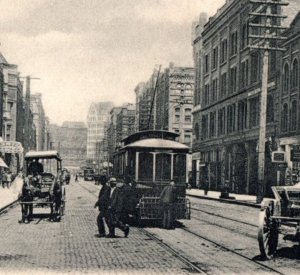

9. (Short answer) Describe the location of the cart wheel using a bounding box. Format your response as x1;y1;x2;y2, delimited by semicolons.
258;207;278;259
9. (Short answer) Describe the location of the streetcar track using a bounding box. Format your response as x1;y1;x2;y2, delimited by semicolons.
191;207;257;228
0;200;19;216
180;226;284;275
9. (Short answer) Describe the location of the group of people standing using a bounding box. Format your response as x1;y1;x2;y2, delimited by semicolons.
94;176;133;238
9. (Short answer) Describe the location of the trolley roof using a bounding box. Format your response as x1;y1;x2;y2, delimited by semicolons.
122;130;179;146
25;150;62;161
123;138;189;151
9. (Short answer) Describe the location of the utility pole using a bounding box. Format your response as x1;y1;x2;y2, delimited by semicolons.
248;0;288;203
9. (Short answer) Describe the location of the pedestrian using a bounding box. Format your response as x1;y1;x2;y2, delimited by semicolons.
106;178;130;238
2;171;7;188
6;171;12;188
51;181;62;221
160;180;177;229
75;173;78;182
94;175;110;237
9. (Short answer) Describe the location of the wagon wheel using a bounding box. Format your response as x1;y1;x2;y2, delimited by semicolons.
258;207;279;259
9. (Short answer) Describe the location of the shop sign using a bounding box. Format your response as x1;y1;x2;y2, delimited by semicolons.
272;151;286;163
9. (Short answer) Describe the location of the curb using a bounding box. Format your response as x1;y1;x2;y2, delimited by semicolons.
0;199;19;214
187;193;261;209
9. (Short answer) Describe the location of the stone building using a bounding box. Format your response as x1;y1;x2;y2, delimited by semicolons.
155;63;194;147
192;0;286;194
116;103;136;145
49;121;87;169
86;101;113;165
30;93;46;151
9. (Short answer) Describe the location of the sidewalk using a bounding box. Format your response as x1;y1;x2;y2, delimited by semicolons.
0;176;23;210
187;188;261;208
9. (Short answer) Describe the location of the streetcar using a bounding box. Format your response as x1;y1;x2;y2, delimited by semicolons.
113;130;191;223
19;151;66;222
83;167;95;181
258;183;300;259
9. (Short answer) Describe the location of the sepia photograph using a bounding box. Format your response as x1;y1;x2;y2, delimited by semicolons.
0;0;300;274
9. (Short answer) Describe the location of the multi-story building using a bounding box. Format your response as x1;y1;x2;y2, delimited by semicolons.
134;69;159;131
278;8;300;176
107;107;122;163
86;101;114;165
155;63;195;147
192;0;287;195
116;103;136;145
49;121;87;169
30;93;46;151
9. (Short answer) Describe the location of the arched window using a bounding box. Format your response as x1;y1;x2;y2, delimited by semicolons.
194;123;199;140
281;103;288;132
283;63;289;94
292;59;299;89
290;100;297;131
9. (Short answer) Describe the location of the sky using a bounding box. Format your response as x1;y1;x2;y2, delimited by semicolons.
0;0;226;125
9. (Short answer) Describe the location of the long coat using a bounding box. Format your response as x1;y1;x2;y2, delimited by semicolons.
109;187;125;213
160;185;177;205
96;184;111;211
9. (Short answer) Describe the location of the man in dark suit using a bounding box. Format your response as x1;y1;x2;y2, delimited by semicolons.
94;175;111;237
106;178;129;238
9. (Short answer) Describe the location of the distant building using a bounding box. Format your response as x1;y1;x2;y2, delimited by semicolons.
155;63;194;147
86;101;114;165
30;93;46;151
116;103;136;145
49;121;87;169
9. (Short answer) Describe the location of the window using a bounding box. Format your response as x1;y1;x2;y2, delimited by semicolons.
283;63;289;94
155;153;171;181
290;100;297;131
184;134;191;145
220;39;228;63
194;123;199;140
220;73;227;98
249;97;260;128
184;108;192;123
210;112;216;137
251;52;260;84
212;47;218;70
291;59;299;89
212;78;218;102
218;108;226;136
241;60;249;88
281;103;288;132
175;107;180;122
173;154;186;182
204;84;210;105
204;54;210;74
230;31;238;56
139;153;153;181
238;100;247;131
201;114;208;140
267;95;274;123
227;104;235;134
229;66;237;94
241;23;249;50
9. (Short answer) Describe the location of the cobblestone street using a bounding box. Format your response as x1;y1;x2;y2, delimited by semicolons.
0;179;193;275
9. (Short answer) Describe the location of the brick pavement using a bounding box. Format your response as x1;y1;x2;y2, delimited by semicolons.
0;179;193;275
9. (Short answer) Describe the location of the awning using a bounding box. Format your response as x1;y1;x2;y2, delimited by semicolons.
0;158;8;168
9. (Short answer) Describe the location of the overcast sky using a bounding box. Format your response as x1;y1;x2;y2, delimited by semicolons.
0;0;226;125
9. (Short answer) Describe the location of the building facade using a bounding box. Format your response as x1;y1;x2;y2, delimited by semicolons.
192;0;285;195
86;101;114;165
155;63;195;147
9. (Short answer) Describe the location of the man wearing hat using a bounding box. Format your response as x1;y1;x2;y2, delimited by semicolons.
106;177;129;238
94;175;111;237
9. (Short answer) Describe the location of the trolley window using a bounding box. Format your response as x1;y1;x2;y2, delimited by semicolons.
173;154;186;182
139;152;153;181
155;153;171;181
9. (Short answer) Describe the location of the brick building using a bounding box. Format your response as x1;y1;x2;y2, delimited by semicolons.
192;0;285;194
155;63;194;147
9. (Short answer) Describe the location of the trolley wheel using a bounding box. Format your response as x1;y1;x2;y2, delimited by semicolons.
258;207;278;259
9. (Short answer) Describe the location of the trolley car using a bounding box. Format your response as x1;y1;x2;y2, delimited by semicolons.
113;130;191;222
258;183;300;259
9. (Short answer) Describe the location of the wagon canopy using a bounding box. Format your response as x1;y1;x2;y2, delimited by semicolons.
25;150;62;161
